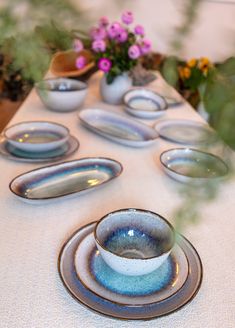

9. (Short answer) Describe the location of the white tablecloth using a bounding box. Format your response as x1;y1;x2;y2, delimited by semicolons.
0;72;235;328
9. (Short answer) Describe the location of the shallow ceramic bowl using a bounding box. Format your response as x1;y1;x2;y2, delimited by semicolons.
36;78;87;112
94;208;175;276
4;121;69;152
123;89;167;119
160;148;228;183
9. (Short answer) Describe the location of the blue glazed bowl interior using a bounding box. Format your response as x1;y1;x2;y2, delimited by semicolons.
95;209;175;259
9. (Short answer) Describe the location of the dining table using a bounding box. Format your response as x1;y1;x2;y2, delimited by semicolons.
0;71;234;328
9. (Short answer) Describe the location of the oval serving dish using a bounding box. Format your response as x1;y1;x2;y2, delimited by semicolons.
9;157;123;203
79;108;159;147
160;148;228;183
4;121;69;152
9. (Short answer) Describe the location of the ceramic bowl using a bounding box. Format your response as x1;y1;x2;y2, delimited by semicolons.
94;208;175;276
160;148;229;183
35;78;88;112
123;89;167;119
4;121;69;152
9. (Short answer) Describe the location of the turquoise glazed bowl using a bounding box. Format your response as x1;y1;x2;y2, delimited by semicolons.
94;208;175;276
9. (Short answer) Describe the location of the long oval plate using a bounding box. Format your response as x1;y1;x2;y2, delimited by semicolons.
79;109;159;147
9;157;123;202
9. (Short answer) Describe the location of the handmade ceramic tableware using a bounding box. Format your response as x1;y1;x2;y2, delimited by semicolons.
36;78;87;112
123;88;167;119
4;121;69;152
79;108;159;147
94;208;175;276
9;157;123;202
154;119;217;145
160;148;228;183
0;135;79;163
74;231;188;305
58;221;203;320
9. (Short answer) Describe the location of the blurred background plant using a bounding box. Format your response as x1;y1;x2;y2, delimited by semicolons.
0;0;90;100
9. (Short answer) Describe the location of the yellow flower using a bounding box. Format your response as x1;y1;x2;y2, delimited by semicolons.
183;67;191;79
178;67;185;79
198;57;210;70
187;58;197;68
201;66;209;76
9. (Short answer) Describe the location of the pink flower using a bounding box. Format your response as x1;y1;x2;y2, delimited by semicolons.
98;58;112;73
99;16;109;27
116;28;128;43
92;40;106;52
90;26;106;40
75;55;87;69
140;39;152;55
134;25;145;36
73;39;84;53
121;11;133;25
128;44;141;59
107;22;122;39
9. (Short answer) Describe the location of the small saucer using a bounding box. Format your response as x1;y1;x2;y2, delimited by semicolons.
74;232;188;305
0;135;79;163
58;222;203;320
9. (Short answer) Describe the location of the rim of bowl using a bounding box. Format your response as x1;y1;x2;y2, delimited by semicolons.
4;120;70;145
35;77;88;91
160;147;229;179
123;88;168;111
94;208;175;260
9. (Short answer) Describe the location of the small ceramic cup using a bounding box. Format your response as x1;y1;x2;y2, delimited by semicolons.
94;208;175;276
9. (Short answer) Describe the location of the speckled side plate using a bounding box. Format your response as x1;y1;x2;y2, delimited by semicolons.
0;134;79;163
154;119;216;145
58;222;203;320
9;157;123;202
74;232;188;305
79;109;159;147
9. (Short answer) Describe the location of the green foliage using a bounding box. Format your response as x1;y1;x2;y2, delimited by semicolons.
202;69;235;149
0;0;90;82
161;56;179;88
35;22;74;52
170;0;202;53
3;34;50;82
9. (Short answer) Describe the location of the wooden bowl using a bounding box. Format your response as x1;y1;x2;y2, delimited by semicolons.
50;49;95;78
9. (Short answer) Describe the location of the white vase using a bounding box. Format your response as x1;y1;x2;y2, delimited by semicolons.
100;73;132;105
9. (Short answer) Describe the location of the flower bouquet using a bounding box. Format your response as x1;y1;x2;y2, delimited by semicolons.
178;57;213;92
73;11;152;104
74;11;152;84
